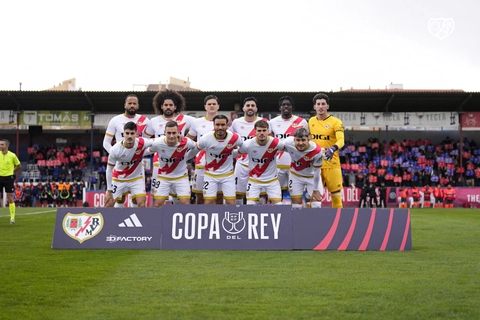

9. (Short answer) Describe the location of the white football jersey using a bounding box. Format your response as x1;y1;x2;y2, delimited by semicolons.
150;137;196;179
269;115;308;168
239;137;284;182
189;117;215;169
230;116;270;166
105;114;151;142
145;114;195;138
197;131;243;176
283;136;323;177
108;138;153;181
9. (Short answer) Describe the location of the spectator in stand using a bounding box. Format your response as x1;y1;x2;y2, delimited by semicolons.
69;181;79;207
399;187;408;208
40;186;52;207
359;184;369;208
378;182;387;208
32;182;39;207
22;182;33;207
51;185;60;207
422;185;434;208
475;167;480;187
14;182;23;207
433;184;444;208
59;186;70;207
443;184;456;208
410;185;421;208
368;182;378;208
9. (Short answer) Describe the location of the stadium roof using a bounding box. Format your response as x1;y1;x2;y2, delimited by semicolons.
1;90;479;114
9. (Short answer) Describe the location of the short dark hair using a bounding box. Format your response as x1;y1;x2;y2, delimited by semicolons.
204;95;219;105
125;94;139;102
123;121;137;132
313;93;329;105
243;96;257;106
213;114;229;124
165;120;178;129
0;139;10;147
293;128;309;138
254;120;269;129
278;96;294;108
152;89;186;115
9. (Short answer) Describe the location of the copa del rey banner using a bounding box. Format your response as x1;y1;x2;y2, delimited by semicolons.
85;187;480;208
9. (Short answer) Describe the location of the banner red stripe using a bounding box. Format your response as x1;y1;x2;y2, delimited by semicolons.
75;216;91;237
358;208;376;250
380;209;394;250
314;208;342;250
337;208;359;250
400;211;411;251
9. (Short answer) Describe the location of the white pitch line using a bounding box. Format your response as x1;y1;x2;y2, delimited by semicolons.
0;209;56;218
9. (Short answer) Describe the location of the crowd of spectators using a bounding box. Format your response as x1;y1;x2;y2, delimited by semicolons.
12;180;85;207
341;137;480;189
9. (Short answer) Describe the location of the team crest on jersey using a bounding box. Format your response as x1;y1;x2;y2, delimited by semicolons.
176;146;187;152
303;156;312;161
325;125;330;129
135;150;142;155
267;148;274;153
63;212;104;244
292;123;302;128
227;144;234;149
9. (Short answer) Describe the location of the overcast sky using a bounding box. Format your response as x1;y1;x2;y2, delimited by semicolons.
1;0;478;92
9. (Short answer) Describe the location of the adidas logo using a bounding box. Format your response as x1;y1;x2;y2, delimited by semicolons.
118;214;143;228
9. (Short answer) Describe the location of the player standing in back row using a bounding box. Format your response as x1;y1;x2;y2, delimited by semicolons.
230;96;269;204
144;89;195;195
187;95;220;204
103;94;151;153
269;96;308;196
308;93;345;208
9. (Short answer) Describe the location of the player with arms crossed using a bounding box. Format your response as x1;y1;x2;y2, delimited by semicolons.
105;122;153;208
103;94;150;153
148;121;196;207
308;93;345;208
196;115;242;205
270;96;308;196
230;96;269;204
187;95;220;204
238;120;284;205
284;128;324;209
144;89;195;195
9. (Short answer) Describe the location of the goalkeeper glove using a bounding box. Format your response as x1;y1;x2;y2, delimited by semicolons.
324;146;336;161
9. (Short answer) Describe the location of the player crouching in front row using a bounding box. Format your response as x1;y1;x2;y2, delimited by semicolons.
284;128;324;209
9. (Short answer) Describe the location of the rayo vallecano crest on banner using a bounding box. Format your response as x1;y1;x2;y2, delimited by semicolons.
62;212;104;244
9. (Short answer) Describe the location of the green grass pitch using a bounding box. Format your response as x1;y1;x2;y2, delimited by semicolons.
1;207;479;320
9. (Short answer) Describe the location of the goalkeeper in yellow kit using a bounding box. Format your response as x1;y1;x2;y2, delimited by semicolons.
308;93;345;208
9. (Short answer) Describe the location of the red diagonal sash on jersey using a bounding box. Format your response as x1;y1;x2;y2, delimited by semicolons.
158;138;189;175
113;138;145;178
205;133;240;171
290;144;322;172
277;117;304;159
136;115;147;135
250;138;280;177
175;114;188;134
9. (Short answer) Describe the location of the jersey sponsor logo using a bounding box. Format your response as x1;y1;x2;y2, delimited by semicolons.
311;134;330;140
63;212;104;244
